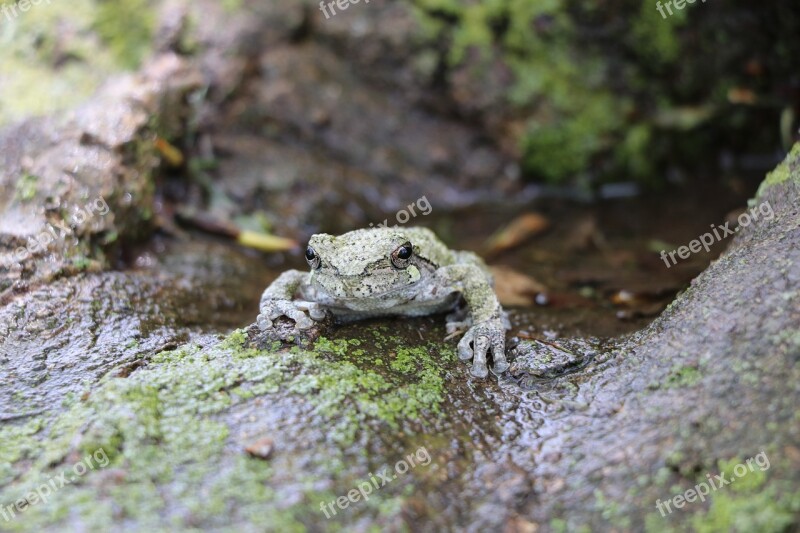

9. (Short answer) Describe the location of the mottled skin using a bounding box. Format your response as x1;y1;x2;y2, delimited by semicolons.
257;227;510;377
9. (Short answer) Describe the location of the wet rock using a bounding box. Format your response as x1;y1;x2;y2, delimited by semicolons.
0;54;202;302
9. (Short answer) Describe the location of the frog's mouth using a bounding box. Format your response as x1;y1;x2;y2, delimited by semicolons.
311;271;420;301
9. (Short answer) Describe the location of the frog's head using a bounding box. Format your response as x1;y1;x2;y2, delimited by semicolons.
305;229;428;306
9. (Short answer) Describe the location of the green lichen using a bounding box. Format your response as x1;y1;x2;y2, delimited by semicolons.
410;0;692;185
289;334;453;443
716;457;768;493
690;486;799;533
0;328;452;530
0;0;137;125
0;419;44;486
756;142;800;199
13;174;39;202
662;364;702;389
92;0;155;69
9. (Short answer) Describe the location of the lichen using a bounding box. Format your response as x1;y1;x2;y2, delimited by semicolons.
13;174;39;202
755;142;800;199
0;328;453;529
92;0;155;69
690;486;799;533
663;364;702;389
0;0;143;125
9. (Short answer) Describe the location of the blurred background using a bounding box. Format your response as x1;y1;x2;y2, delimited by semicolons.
3;0;797;335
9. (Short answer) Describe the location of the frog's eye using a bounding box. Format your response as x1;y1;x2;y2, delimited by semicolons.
391;242;413;268
305;246;321;269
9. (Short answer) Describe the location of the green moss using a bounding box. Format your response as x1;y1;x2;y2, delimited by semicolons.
13;174;39;202
410;0;681;184
0;418;44;485
70;256;93;270
691;486;799;533
663;364;702;388
0;329;453;529
756;143;800;199
716;457;768;493
0;0;135;125
92;0;155;69
289;336;452;443
630;1;686;65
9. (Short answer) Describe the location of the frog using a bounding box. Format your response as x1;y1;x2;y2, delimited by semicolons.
256;226;510;378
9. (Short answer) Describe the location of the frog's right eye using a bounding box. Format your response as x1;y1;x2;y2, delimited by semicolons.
305;246;321;269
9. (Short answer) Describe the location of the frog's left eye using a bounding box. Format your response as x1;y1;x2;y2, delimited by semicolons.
391;242;413;268
305;246;321;269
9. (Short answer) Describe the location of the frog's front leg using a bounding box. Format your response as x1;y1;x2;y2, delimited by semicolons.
436;265;510;378
257;270;327;338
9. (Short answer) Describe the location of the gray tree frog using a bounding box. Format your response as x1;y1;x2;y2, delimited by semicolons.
256;227;510;378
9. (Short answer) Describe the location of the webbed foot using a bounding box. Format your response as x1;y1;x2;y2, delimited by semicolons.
457;316;509;378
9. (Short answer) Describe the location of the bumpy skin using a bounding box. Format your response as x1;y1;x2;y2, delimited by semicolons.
257;227;510;378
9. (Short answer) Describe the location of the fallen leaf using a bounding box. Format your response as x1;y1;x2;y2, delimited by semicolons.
175;207;298;252
238;230;298;252
727;88;758;105
155;137;185;166
485;213;549;257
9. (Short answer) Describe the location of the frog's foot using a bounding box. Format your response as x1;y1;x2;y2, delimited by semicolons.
257;299;327;339
457;317;509;378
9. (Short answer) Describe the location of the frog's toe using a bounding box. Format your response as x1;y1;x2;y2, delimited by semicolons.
457;330;475;361
296;301;326;321
256;313;273;330
469;335;490;378
491;344;510;375
284;309;315;330
258;300;321;333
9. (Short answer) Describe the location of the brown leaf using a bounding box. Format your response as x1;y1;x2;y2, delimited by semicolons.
485;213;549;257
728;88;758;105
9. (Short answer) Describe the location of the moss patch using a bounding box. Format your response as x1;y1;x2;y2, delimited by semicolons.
0;328;452;530
0;0;155;125
92;0;156;69
691;486;799;533
756;142;800;199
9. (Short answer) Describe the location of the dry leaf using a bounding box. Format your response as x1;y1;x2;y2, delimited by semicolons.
485;213;549;257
